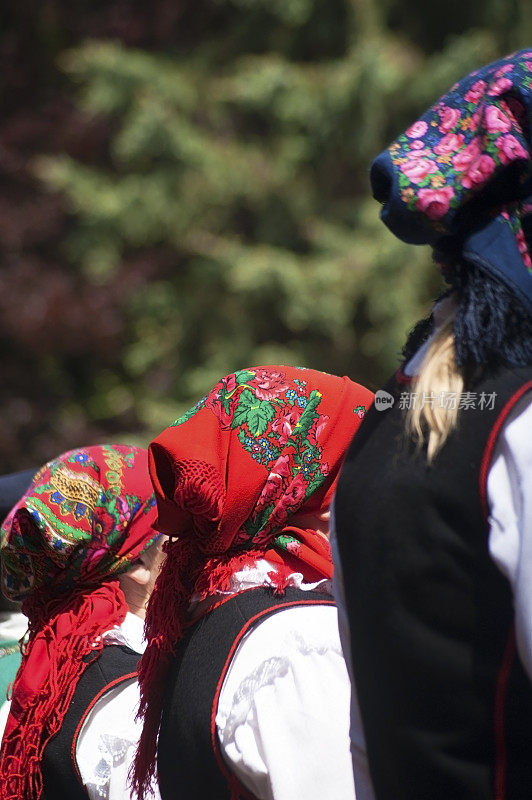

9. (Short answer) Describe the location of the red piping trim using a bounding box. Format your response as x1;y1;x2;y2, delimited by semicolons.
479;381;532;519
71;671;138;785
210;597;334;799
493;626;516;800
395;364;413;385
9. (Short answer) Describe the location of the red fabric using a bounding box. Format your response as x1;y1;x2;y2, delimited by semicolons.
1;584;127;800
263;526;333;582
0;444;158;800
133;365;373;796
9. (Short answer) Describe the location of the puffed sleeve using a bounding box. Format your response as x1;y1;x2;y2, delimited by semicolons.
216;604;356;800
487;393;532;680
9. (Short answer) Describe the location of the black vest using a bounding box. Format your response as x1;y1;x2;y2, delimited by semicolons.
41;644;140;800
335;365;532;800
157;587;335;800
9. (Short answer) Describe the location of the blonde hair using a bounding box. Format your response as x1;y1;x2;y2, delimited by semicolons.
406;305;464;461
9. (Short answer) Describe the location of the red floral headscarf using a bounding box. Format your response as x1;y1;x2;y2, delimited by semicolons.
133;365;373;795
0;444;158;800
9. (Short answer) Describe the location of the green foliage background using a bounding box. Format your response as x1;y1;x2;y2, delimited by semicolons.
1;0;531;470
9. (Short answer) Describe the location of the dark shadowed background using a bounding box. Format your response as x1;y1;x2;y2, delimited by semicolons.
1;0;531;471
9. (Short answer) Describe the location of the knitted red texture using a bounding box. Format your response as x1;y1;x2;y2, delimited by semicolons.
133;537;189;797
132;535;270;797
133;455;230;796
175;459;225;518
0;582;127;800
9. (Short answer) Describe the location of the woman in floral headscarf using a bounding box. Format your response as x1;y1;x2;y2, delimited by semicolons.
334;50;532;800
0;444;163;800
132;365;373;800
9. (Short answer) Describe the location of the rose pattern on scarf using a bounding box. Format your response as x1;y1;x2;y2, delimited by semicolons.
171;369;332;543
275;533;302;558
385;50;532;273
78;506;117;582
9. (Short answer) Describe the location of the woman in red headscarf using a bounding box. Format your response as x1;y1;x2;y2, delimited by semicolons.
133;365;373;800
0;444;163;800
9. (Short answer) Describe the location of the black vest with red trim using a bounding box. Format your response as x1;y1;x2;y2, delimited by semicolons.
41;644;140;800
335;364;532;800
157;586;335;800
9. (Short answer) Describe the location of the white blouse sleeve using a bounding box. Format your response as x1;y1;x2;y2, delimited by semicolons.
487;393;532;680
216;604;356;800
76;678;161;800
75;615;161;800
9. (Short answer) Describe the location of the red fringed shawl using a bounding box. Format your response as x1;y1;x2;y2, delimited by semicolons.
133;365;373;796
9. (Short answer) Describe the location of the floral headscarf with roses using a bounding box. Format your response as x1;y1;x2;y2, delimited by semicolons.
132;366;373;795
0;444;158;800
370;50;532;318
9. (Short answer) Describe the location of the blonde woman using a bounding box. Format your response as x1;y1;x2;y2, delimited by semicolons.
334;51;532;800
